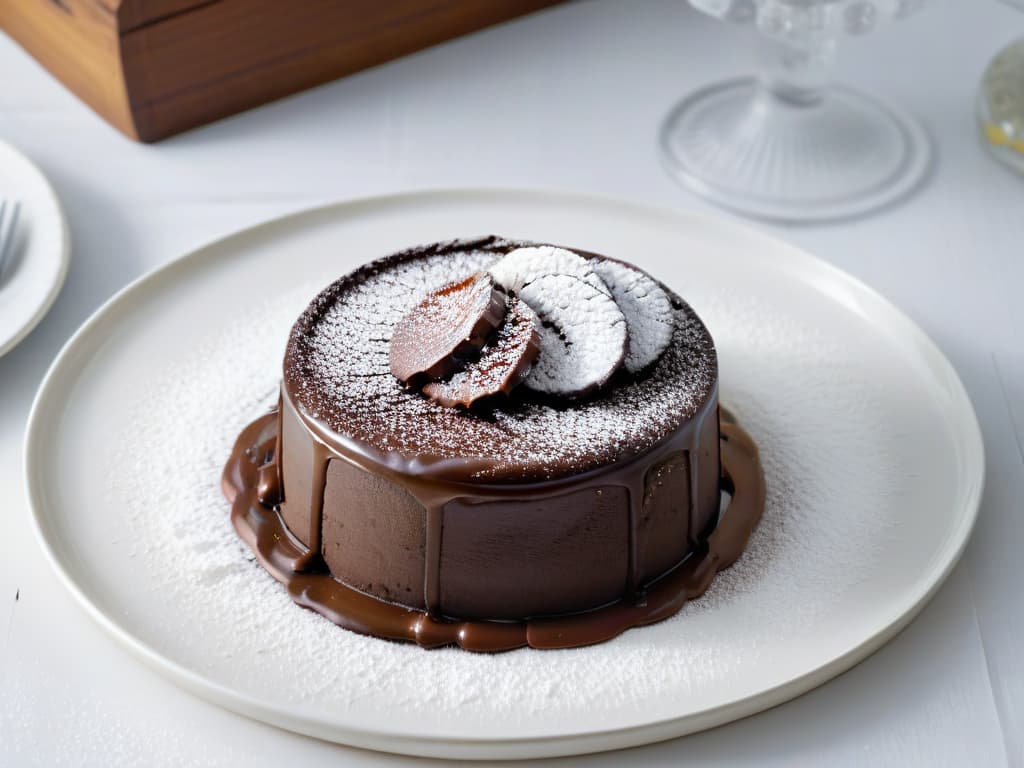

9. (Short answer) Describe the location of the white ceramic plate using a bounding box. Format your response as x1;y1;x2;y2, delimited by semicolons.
0;141;69;358
25;190;983;760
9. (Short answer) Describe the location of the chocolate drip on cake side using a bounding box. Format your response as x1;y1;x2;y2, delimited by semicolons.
296;442;329;572
224;409;764;651
689;403;712;545
624;474;644;598
423;506;443;615
589;398;715;600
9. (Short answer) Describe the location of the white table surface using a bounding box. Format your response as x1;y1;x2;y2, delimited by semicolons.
1;1;1021;765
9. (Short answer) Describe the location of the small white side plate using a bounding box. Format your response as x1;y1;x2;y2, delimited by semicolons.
24;190;983;760
0;141;69;358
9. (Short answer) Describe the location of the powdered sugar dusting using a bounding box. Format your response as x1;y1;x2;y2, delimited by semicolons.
592;258;675;373
487;245;607;295
285;238;716;480
99;265;901;731
519;272;626;396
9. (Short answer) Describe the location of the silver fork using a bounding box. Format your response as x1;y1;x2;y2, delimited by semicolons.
0;199;22;283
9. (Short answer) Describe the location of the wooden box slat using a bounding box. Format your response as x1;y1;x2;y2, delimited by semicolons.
0;0;562;142
111;0;218;32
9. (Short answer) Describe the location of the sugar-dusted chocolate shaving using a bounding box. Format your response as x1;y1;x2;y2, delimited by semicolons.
488;245;608;296
520;273;627;398
591;258;675;373
423;298;540;408
388;271;505;386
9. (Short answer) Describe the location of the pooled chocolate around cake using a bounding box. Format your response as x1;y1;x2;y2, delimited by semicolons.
223;236;766;651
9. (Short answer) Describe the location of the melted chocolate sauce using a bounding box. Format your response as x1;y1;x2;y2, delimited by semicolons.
222;409;765;652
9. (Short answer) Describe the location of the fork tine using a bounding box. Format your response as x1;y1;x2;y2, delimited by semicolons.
0;200;7;275
0;200;17;281
8;201;20;245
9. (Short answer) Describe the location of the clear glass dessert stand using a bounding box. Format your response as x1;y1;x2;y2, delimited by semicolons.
661;2;933;224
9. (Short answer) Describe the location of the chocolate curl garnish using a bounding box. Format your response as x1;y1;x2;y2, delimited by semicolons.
517;272;627;398
591;259;674;373
388;272;506;386
422;298;540;408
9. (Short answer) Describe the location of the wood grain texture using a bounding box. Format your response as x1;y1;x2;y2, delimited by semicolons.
121;0;563;141
1;0;563;142
108;0;217;32
0;0;138;139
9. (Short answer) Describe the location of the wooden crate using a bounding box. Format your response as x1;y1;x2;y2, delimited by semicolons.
0;0;562;142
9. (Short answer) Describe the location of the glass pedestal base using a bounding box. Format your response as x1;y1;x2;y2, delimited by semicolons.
660;78;932;224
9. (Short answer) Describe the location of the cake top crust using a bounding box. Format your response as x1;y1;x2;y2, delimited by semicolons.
283;236;718;482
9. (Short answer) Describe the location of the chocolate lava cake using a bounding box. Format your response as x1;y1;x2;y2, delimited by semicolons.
223;236;765;651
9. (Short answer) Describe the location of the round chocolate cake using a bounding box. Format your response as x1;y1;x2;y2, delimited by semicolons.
223;236;765;651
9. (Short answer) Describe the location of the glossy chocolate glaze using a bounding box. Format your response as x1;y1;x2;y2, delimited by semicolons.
223;409;765;651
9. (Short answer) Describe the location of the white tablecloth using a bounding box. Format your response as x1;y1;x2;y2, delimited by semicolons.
0;1;1020;765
